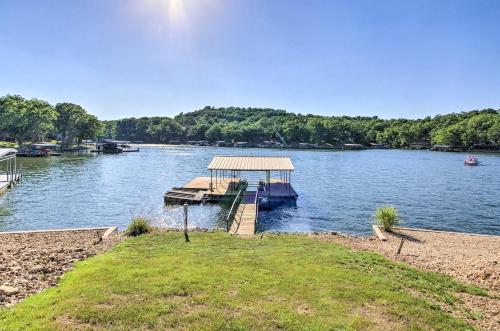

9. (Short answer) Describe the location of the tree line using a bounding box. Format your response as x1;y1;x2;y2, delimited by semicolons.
105;106;500;148
1;95;499;149
0;95;101;148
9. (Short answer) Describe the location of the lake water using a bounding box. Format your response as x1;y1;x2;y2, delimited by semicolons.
0;147;499;236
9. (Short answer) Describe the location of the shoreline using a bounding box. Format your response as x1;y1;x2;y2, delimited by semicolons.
1;226;498;329
131;143;500;153
2;225;499;239
3;141;500;154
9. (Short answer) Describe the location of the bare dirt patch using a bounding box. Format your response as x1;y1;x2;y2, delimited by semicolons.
0;229;123;307
311;229;500;330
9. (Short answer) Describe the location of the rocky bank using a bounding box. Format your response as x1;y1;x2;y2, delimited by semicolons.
0;229;123;307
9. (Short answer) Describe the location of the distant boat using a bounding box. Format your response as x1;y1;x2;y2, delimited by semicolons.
96;141;123;154
16;143;61;157
464;155;479;166
119;144;140;152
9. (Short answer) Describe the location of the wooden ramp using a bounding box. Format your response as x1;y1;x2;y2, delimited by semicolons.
0;174;21;195
0;181;9;194
229;191;258;236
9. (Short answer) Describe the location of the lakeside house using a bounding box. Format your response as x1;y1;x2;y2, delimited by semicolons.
369;143;387;149
258;141;283;148
343;143;366;150
430;145;463;152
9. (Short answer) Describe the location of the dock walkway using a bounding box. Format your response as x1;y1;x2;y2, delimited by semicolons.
229;191;258;236
0;174;21;194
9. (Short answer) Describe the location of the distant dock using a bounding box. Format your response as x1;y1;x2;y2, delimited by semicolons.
164;156;298;235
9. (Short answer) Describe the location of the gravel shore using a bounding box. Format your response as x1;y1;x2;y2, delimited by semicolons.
312;228;500;331
0;229;123;307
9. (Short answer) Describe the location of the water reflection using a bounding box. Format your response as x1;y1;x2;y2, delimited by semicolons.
0;147;499;236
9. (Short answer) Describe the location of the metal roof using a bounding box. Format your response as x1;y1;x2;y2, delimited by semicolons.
0;148;17;160
207;156;294;171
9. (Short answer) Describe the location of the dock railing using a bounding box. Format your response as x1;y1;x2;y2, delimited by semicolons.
253;191;259;227
225;188;244;231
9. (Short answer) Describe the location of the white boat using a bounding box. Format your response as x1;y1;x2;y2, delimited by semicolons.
464;155;479;166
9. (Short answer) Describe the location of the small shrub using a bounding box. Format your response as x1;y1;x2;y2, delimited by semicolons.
374;206;401;231
126;217;152;237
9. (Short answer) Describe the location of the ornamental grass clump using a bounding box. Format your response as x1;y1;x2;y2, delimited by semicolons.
374;206;401;231
126;216;152;237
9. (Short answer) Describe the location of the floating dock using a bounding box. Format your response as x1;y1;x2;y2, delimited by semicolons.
164;156;298;235
0;149;21;195
229;191;258;236
164;176;241;204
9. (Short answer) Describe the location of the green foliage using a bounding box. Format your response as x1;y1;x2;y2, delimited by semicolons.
0;95;100;147
2;94;499;149
125;216;152;237
55;103;101;147
374;206;401;231
105;106;500;148
431;112;500;147
0;232;483;330
0;95;57;146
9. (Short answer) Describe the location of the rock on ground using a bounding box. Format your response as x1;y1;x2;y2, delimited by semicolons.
0;229;123;307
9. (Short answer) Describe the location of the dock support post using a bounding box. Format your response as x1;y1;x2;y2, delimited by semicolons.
266;170;271;195
210;170;213;192
183;202;190;242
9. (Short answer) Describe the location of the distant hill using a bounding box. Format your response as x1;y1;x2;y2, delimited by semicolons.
103;106;500;148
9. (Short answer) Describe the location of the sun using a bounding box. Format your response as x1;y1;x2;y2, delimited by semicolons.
167;0;186;24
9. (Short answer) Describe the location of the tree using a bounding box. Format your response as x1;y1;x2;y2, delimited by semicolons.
27;98;57;143
75;113;102;145
0;95;30;146
55;103;102;147
205;123;223;142
55;103;85;148
105;107;499;147
0;95;57;146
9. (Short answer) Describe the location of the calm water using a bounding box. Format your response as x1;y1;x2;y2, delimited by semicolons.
0;147;499;236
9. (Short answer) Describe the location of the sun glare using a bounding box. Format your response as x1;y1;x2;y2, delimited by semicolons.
133;0;187;26
167;0;186;24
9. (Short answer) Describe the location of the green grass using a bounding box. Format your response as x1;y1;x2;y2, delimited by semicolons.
0;141;17;148
0;232;484;330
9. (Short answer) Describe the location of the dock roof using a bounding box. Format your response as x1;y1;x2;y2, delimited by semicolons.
208;156;294;171
0;148;17;161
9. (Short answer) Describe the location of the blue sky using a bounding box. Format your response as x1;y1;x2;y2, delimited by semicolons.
1;0;499;120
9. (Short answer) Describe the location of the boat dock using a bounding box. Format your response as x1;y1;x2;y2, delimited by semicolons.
0;149;22;195
229;191;259;235
164;176;241;204
165;156;297;235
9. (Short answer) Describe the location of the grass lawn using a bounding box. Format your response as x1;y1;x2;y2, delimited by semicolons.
0;141;17;148
0;140;60;149
0;232;486;330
